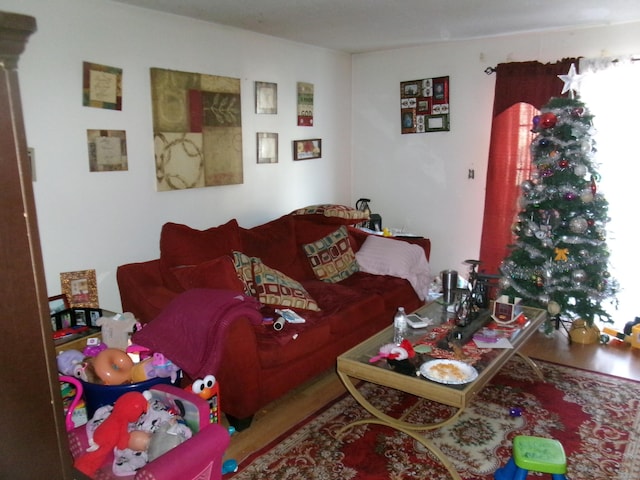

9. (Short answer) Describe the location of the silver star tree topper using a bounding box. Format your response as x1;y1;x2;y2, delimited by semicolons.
558;63;583;98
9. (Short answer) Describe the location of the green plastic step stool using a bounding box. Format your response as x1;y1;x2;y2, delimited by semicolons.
494;435;568;480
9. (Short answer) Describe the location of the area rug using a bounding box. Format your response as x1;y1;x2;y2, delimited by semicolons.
228;359;640;479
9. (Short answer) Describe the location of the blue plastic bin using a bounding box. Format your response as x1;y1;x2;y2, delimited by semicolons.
82;376;174;417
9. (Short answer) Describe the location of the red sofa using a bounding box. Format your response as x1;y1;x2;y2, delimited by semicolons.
117;209;430;429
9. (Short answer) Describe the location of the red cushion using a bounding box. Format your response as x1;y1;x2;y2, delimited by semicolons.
239;215;299;277
171;256;245;292
159;219;242;291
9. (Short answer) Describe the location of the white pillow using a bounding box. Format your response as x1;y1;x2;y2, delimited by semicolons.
355;235;432;301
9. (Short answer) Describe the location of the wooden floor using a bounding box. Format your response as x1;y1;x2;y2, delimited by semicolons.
223;326;640;464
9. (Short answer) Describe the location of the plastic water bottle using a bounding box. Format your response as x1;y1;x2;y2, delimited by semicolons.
393;307;408;344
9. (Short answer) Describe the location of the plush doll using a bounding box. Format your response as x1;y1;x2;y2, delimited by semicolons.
369;339;416;362
74;391;149;478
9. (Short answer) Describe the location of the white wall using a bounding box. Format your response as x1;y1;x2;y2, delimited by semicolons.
5;0;640;313
352;22;640;280
1;0;352;311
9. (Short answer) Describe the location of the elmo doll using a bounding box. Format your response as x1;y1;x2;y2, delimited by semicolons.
74;391;149;478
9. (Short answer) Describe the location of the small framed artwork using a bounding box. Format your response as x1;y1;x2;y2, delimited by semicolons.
49;294;69;315
87;129;128;171
60;269;99;308
297;82;314;126
255;81;277;114
257;132;278;164
293;139;321;161
400;75;450;134
83;61;123;110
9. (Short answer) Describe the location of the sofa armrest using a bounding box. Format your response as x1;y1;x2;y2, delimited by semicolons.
117;259;176;324
215;318;263;420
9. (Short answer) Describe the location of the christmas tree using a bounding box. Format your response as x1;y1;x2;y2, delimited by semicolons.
498;67;617;327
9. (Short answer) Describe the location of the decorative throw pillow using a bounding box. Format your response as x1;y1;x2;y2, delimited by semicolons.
232;251;256;296
291;204;369;225
232;251;319;311
302;225;359;283
171;256;245;293
159;219;242;291
355;235;432;301
252;259;320;311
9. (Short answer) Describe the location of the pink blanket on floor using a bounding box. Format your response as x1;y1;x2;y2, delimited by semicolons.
132;289;263;380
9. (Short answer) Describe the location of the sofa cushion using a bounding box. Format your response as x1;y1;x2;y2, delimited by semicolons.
159;219;242;291
355;235;432;301
301;279;386;335
171;256;245;293
238;215;300;277
302;226;359;283
291;204;369;225
255;321;332;368
232;251;319;311
341;271;422;314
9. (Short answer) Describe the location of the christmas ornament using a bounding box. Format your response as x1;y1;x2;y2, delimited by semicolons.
554;248;569;262
571;269;587;283
572;107;585;117
532;115;540;129
569;216;588;234
580;189;594;203
547;300;561;316
574;164;587;176
539;112;557;128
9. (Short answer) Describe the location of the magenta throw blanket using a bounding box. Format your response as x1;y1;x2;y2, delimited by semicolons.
132;289;263;379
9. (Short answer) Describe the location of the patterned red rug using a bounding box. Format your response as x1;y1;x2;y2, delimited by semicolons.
228;359;640;479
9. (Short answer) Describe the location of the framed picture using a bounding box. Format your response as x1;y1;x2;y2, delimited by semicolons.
255;81;277;114
257;132;278;164
400;75;450;134
60;269;99;308
83;61;122;110
48;294;69;315
293;139;322;161
87;129;128;171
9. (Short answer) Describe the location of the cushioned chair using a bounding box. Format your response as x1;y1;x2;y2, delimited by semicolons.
65;382;230;480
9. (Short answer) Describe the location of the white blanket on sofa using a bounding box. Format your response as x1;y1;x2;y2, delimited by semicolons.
355;235;432;301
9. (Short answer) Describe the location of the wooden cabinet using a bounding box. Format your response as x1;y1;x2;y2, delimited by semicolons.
0;11;77;479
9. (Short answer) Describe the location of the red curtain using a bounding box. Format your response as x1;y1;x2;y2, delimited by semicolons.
479;58;578;277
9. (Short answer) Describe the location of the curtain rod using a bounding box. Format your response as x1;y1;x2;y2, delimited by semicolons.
485;56;640;74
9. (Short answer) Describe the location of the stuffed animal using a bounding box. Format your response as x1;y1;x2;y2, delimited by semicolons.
369;339;416;362
74;391;149;478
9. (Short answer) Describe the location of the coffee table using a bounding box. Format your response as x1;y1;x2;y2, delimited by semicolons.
336;301;547;480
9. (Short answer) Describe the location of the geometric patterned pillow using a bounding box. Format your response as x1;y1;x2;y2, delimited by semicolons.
302;225;359;283
291;204;369;225
232;251;320;311
232;251;256;296
252;260;320;312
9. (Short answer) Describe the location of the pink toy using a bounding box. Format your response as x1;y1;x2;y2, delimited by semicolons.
151;353;180;383
130;353;180;383
74;391;148;478
59;375;84;432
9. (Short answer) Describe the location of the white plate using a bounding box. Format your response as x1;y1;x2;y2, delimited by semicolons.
419;359;478;385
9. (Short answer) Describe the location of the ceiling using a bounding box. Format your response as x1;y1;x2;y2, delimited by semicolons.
113;0;640;53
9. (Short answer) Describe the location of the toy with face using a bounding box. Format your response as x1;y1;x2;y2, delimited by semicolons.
74;391;148;478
